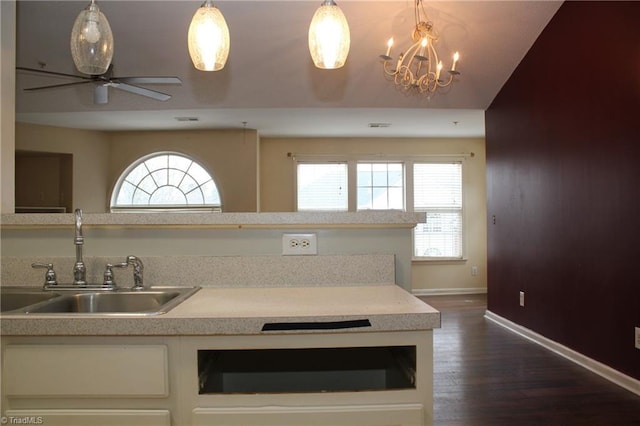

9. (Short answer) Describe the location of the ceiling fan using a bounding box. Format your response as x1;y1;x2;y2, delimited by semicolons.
16;64;182;104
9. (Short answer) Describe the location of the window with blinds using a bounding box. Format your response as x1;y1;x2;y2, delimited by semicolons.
297;163;348;211
413;162;463;258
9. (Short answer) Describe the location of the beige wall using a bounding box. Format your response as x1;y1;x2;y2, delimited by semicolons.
108;129;259;213
12;125;487;292
14;125;260;213
15;123;110;213
260;137;487;292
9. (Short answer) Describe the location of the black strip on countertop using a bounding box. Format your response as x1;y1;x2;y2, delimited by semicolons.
261;319;372;331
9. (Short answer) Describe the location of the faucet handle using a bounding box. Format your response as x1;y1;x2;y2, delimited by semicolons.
103;262;129;288
32;262;58;287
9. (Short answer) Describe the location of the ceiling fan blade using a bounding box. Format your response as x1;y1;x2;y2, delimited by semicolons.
117;76;182;85
110;82;172;101
17;66;92;80
24;80;94;91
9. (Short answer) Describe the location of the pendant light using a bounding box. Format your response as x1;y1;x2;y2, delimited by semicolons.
70;0;114;75
188;0;230;71
308;0;350;69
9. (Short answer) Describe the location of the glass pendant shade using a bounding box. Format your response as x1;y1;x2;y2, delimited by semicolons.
188;0;230;71
70;0;114;75
308;0;350;69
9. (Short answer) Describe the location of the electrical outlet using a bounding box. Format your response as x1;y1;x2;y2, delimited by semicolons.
635;327;640;350
519;291;525;307
282;233;317;255
471;266;478;276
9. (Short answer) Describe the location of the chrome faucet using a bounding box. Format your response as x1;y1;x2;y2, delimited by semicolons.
31;209;148;290
72;208;87;285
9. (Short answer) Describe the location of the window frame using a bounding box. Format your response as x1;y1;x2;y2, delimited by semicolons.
356;161;406;211
110;151;223;213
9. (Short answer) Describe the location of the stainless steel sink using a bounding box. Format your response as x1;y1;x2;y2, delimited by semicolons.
1;286;199;315
1;289;60;313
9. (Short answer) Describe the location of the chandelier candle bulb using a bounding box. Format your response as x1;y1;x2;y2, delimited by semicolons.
451;51;459;72
436;61;442;81
385;38;393;57
419;38;427;57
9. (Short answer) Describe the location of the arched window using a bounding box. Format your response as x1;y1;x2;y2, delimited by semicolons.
110;152;222;212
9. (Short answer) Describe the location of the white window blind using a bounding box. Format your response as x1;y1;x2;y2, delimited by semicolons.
297;163;348;211
413;162;463;258
357;162;404;210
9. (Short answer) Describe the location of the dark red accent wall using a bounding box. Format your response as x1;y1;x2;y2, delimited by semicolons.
485;1;640;379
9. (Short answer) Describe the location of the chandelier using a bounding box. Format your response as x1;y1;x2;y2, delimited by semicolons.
380;0;460;95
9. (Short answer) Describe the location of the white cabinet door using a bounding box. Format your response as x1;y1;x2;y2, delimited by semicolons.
4;409;171;426
192;403;424;426
3;345;168;397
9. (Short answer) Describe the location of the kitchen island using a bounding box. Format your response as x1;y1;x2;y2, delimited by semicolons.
1;284;440;426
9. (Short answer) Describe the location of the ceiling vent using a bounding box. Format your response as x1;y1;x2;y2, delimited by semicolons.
368;123;391;128
175;117;199;122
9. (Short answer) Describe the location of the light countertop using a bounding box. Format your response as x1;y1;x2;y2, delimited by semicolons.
0;285;440;336
0;211;425;229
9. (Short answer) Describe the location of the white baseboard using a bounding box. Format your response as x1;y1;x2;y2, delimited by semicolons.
412;287;487;297
485;310;640;397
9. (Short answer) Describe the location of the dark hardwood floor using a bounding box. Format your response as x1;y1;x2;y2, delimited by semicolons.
420;294;640;426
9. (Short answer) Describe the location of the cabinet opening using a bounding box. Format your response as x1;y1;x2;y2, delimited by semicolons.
197;346;416;394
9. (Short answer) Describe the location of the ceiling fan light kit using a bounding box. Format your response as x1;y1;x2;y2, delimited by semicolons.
308;0;351;70
94;83;109;104
187;0;230;72
70;0;114;75
380;0;460;95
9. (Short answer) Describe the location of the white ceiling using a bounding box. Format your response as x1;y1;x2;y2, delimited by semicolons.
14;0;563;138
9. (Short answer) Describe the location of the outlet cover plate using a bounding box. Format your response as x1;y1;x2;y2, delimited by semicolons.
282;233;317;255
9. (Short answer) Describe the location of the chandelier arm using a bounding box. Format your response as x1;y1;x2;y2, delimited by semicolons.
398;65;412;89
381;60;398;76
437;72;455;88
426;39;441;81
